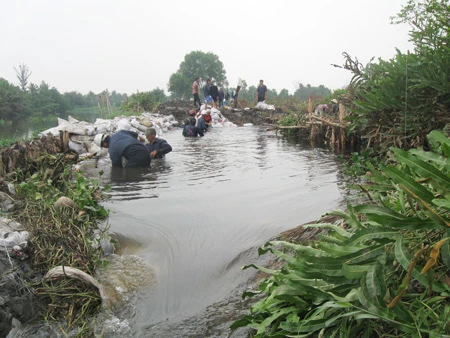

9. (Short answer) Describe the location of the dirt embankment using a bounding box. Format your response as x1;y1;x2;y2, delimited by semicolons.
155;100;285;127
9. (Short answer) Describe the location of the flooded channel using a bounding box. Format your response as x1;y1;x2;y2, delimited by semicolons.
81;125;346;337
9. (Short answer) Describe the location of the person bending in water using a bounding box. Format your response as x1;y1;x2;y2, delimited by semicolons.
182;118;204;137
145;127;173;159
95;130;150;167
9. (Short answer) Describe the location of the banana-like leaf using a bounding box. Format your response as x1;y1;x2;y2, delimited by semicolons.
428;131;450;156
280;317;336;334
365;254;387;298
270;240;332;258
305;223;352;239
380;164;436;204
391;148;450;192
342;263;373;279
317;241;365;257
341;227;399;247
345;244;387;265
409;149;450;171
354;204;440;229
255;306;299;335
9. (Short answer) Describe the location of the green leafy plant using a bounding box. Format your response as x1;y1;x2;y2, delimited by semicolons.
232;131;450;337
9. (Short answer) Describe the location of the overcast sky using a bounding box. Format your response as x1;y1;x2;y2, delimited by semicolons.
1;0;414;96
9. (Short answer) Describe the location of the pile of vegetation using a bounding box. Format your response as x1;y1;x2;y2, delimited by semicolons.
231;130;450;336
6;152;110;336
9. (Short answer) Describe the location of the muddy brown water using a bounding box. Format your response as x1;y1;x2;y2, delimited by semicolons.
15;125;348;337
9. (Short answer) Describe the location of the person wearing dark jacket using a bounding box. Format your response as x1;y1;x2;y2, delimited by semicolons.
209;82;219;108
95;130;150;167
145;127;172;159
182;118;204;137
218;88;225;107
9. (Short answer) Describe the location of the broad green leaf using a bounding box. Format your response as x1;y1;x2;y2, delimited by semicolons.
271;241;332;258
280;318;333;333
354;204;440;229
365;255;387;298
345;244;387;265
341;227;398;247
380;164;435;204
392;148;450;192
305;223;352;239
255;306;298;335
410;149;450;170
317;241;364;257
342;263;373;279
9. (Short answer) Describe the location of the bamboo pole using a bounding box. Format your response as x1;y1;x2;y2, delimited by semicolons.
310;115;347;128
339;103;347;150
233;86;241;108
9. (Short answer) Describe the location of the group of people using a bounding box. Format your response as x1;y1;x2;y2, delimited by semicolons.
95;127;173;168
192;78;228;109
182;107;214;137
193;77;268;109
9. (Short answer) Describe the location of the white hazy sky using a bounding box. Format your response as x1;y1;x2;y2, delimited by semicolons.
1;0;414;95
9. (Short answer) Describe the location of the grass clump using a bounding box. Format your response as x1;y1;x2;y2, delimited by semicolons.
9;152;110;336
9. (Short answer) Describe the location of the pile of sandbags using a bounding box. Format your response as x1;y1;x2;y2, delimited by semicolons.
39;114;178;156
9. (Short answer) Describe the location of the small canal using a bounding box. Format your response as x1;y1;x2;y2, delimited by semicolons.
78;125;347;337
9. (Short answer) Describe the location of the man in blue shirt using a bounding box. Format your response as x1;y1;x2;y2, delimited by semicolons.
145;127;172;159
95;130;151;167
256;79;267;102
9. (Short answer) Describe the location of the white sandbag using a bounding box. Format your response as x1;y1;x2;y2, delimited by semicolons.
68;139;86;154
117;119;131;131
58;117;69;126
96;122;112;134
0;218;28;250
85;142;108;156
71;135;94;142
68;115;80;123
85;124;97;136
255;101;275;110
94;118;112;124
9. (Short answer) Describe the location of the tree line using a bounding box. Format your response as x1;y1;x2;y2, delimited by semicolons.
1;52;335;127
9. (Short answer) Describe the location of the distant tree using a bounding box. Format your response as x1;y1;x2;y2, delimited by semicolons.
63;91;86;109
278;88;290;100
121;91;155;113
0;78;29;123
293;83;331;100
109;90;127;107
28;81;68;118
267;88;278;100
14;63;32;92
168;51;227;99
148;88;167;104
84;91;98;107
